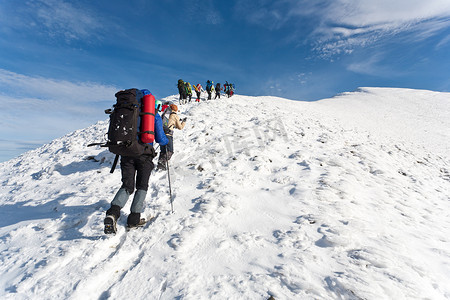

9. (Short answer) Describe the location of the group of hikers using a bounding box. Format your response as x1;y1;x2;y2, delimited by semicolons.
101;81;236;233
177;79;235;104
101;89;186;234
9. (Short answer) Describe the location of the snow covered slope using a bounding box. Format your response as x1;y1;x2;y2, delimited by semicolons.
316;87;450;157
0;88;449;299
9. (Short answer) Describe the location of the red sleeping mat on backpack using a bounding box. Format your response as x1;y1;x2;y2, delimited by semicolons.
140;94;156;143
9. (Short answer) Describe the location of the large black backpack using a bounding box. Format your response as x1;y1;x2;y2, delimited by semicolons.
89;88;155;173
106;89;146;156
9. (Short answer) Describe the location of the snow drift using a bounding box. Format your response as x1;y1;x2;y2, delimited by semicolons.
0;87;449;299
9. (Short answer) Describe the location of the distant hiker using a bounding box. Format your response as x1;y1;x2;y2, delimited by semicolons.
226;81;234;97
214;83;221;99
206;80;213;100
177;79;187;104
104;90;168;233
224;81;229;97
193;83;203;102
185;82;192;103
157;104;186;170
227;83;235;97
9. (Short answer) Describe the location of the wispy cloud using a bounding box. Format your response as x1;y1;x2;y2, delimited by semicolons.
0;0;106;42
233;0;294;30
346;53;406;77
0;69;118;128
234;0;450;57
0;69;118;161
187;0;223;25
322;0;450;27
312;0;450;56
436;34;450;49
0;69;117;103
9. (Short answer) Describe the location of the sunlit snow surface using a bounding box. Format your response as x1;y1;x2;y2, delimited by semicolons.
0;88;449;299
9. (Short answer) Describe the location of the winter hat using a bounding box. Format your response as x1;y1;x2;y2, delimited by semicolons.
170;104;178;112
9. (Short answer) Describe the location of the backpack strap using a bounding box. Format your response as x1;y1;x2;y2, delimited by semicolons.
114;102;139;110
110;154;120;174
140;112;156;117
138;130;155;135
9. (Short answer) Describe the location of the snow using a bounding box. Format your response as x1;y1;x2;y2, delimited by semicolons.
0;87;449;299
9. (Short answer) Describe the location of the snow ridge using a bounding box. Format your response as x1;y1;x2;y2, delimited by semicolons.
0;88;449;299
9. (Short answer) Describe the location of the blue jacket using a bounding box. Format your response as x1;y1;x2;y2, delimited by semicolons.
140;88;168;146
154;113;168;146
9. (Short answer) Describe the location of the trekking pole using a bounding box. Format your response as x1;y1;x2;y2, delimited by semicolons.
165;147;174;213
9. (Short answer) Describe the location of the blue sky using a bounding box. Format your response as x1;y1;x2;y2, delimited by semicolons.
1;0;450;162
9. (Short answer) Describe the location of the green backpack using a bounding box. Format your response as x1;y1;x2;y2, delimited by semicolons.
185;82;192;95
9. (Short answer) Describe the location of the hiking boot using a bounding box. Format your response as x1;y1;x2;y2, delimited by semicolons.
127;212;140;225
126;218;147;230
156;161;167;171
104;215;117;234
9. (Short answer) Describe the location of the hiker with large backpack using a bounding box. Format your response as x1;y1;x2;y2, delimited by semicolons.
157;104;186;170
206;80;213;100
224;81;229;97
177;79;187;104
229;83;235;97
214;83;221;99
193;83;203;102
103;89;168;234
185;82;192;103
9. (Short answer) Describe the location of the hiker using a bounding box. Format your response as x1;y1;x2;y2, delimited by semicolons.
104;94;168;232
157;104;186;170
206;80;213;100
214;83;221;99
227;82;235;97
177;79;187;104
193;83;203;102
185;82;192;103
224;81;229;97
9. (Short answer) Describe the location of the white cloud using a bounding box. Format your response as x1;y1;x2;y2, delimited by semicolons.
346;53;404;77
0;69;118;159
36;0;101;40
436;34;450;49
234;0;292;30
235;0;450;57
324;0;450;27
311;0;450;56
0;0;106;42
0;69;117;103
